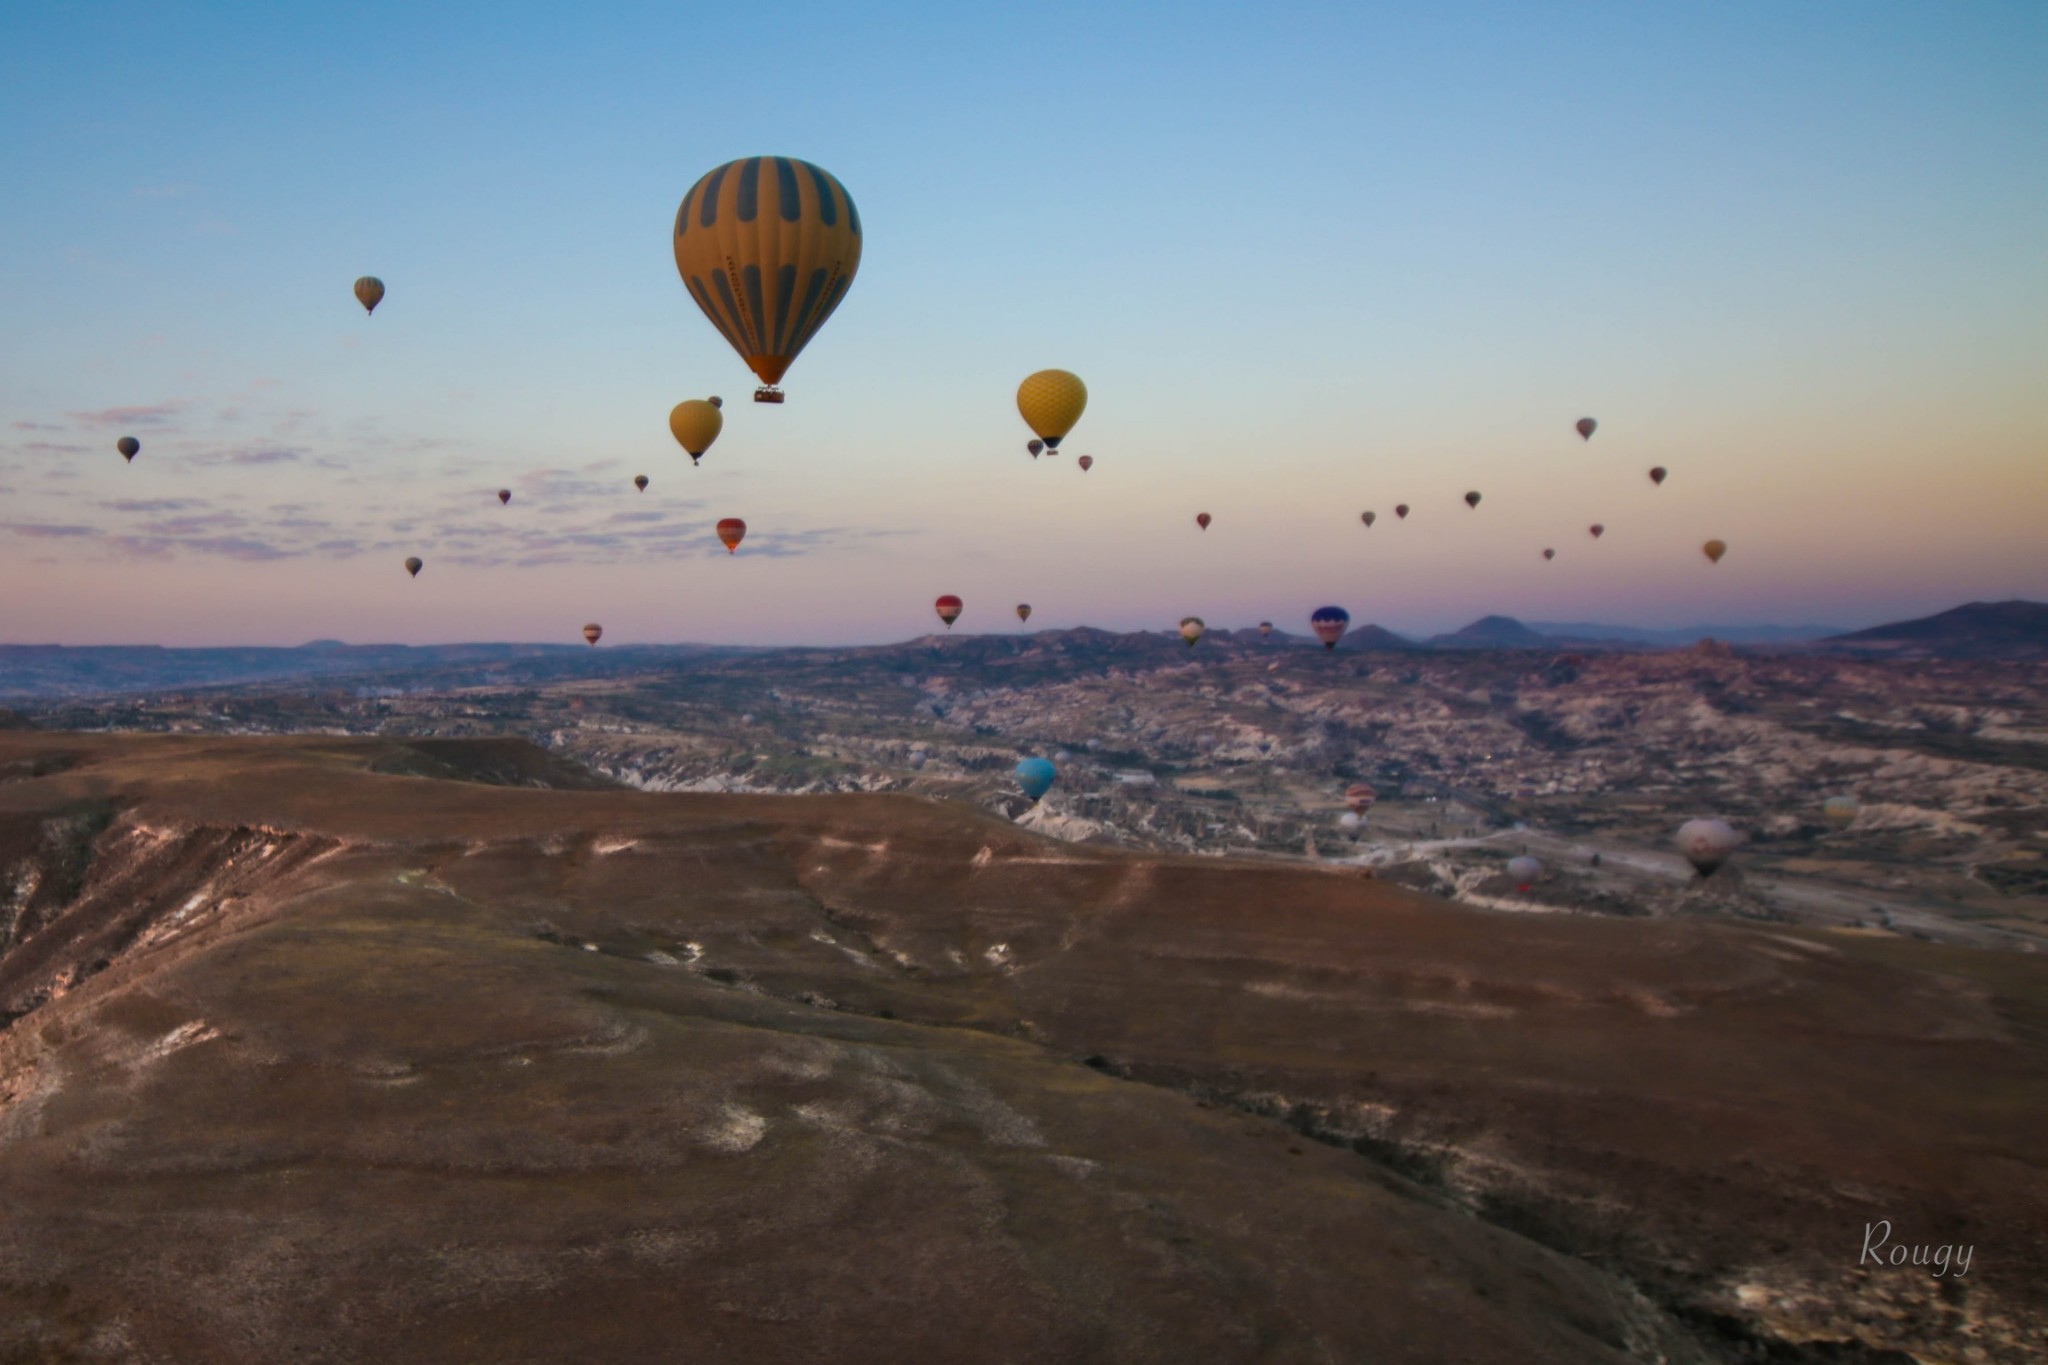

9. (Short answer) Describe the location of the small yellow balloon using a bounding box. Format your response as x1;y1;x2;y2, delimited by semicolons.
1703;539;1727;564
669;400;724;463
1017;369;1087;448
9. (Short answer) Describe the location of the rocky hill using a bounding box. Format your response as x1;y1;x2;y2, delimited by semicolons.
1820;600;2048;659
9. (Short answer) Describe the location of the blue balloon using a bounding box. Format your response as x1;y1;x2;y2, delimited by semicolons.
1309;605;1351;650
1015;757;1057;802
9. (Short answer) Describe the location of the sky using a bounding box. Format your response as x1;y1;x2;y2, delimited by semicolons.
2;1;2045;647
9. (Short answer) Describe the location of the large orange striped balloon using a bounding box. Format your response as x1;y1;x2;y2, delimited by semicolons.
673;157;862;391
717;517;746;554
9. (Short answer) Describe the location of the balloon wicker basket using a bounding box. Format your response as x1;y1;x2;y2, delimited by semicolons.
753;386;785;404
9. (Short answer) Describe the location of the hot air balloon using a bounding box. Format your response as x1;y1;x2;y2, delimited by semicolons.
116;436;139;462
1195;512;1211;531
1015;603;1031;623
669;400;722;465
1179;617;1206;647
1823;796;1860;829
717;517;746;553
935;595;963;628
635;475;650;492
673;157;862;402
1703;539;1727;564
1338;811;1363;838
1027;439;1044;458
1015;757;1057;803
1344;784;1376;815
1675;819;1740;877
1507;855;1542;891
1576;418;1597;441
1395;504;1410;519
1464;491;1481;509
1649;467;1667;486
403;557;423;578
1258;622;1274;637
1077;454;1093;472
354;277;384;315
708;396;723;408
582;623;603;647
1589;523;1603;538
1310;605;1350;650
497;489;512;505
1543;548;1556;561
1017;369;1086;448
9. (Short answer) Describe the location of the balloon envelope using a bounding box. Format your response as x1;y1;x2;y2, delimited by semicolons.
1360;510;1376;527
1394;504;1410;519
1195;512;1211;530
1576;417;1596;440
669;401;723;463
1077;454;1093;472
717;517;746;553
1507;855;1542;889
403;557;422;578
1649;466;1667;485
1258;622;1273;636
1016;369;1086;447
1310;605;1350;650
635;475;649;491
354;277;384;314
116;436;139;461
1027;439;1044;457
1543;548;1555;561
934;595;963;628
1675;818;1741;876
497;489;511;505
1464;491;1481;508
1015;757;1057;803
582;624;602;646
1703;539;1727;564
1178;616;1206;646
1344;784;1376;814
1338;812;1363;834
1823;796;1860;829
672;158;862;389
1015;603;1031;623
1589;524;1603;538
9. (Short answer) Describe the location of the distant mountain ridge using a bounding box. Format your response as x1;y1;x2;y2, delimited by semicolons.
1526;621;1842;646
1817;600;2048;659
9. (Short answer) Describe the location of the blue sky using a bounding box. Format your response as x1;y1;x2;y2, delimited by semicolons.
3;1;2045;645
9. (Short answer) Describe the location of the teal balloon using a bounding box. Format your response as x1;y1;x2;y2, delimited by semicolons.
1015;757;1057;802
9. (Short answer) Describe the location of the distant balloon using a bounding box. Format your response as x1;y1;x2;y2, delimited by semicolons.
1015;756;1057;803
1394;504;1410;519
1507;855;1542;891
1576;417;1597;441
1464;491;1481;509
1195;512;1211;531
1823;795;1861;829
354;277;384;315
1027;439;1044;457
1675;819;1740;877
1309;605;1350;651
1015;603;1031;623
497;489;512;505
935;595;963;628
1077;454;1093;472
1360;510;1376;528
1338;811;1363;837
116;436;139;462
582;623;603;647
669;400;724;465
716;517;746;553
708;396;723;409
1178;616;1206;647
1258;621;1274;637
1703;539;1727;564
673;157;862;399
1589;523;1604;538
1344;784;1376;815
1649;466;1668;486
1017;369;1087;448
635;474;649;492
403;557;423;578
1543;548;1556;561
